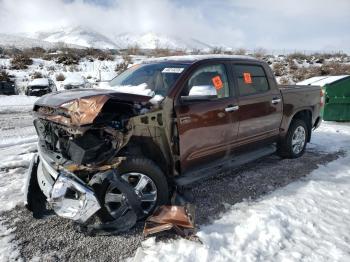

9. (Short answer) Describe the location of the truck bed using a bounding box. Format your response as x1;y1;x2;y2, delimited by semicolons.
279;84;322;133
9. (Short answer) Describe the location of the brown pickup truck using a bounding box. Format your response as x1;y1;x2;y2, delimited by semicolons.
25;55;322;229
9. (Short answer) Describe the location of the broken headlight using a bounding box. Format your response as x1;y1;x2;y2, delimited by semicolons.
48;172;101;223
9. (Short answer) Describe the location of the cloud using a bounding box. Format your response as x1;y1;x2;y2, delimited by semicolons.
0;0;349;52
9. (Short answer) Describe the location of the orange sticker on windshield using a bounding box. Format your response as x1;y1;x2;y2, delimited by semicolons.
212;76;223;90
243;72;252;84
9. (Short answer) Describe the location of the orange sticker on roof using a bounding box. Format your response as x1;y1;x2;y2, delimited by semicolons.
212;76;223;90
243;72;252;84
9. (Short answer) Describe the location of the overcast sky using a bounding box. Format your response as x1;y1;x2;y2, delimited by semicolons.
0;0;349;52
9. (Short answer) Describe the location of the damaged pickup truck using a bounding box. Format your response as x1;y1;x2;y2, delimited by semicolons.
25;55;323;233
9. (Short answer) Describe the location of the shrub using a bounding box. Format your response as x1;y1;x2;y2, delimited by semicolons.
32;71;43;79
279;76;291;85
86;48;114;61
287;52;308;61
233;48;247;55
115;54;132;74
56;73;65;81
11;54;33;69
320;62;350;76
272;62;285;77
22;47;46;58
190;48;202;55
47;65;56;71
253;48;267;59
211;47;224;54
126;45;141;56
55;53;80;65
152;47;172;57
0;70;10;81
288;59;299;71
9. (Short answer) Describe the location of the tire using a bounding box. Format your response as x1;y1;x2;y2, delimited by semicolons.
277;119;308;159
96;158;169;222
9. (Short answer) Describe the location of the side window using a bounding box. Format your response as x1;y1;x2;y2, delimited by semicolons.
183;64;230;99
235;65;269;96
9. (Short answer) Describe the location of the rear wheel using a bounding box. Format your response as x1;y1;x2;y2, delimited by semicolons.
96;158;169;222
278;119;308;158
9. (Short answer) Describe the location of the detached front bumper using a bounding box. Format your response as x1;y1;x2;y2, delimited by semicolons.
24;150;101;223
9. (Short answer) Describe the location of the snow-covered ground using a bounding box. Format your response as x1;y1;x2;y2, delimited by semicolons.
133;122;350;262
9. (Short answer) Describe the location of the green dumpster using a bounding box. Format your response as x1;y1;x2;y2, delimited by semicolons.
298;75;350;121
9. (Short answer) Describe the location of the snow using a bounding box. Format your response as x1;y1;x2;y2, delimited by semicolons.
0;98;38;261
149;94;165;104
63;75;86;86
0;219;20;262
113;32;212;50
0;95;38;113
297;75;349;86
147;54;256;62
189;85;217;96
133;122;350;262
28;78;49;87
108;83;155;97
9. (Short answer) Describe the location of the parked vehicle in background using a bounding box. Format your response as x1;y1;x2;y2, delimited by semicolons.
25;55;323;230
0;80;17;95
62;75;92;90
26;78;57;96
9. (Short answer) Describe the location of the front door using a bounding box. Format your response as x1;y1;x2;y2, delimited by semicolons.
175;63;239;173
232;63;283;143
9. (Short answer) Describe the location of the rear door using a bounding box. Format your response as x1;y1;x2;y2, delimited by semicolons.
232;63;283;143
175;62;239;172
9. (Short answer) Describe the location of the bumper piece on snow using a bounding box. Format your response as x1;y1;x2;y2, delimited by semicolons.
48;172;101;223
143;204;195;237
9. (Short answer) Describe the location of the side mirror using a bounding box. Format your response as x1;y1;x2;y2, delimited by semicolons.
181;85;217;102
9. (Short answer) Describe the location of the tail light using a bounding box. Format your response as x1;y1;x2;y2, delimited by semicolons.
320;89;325;107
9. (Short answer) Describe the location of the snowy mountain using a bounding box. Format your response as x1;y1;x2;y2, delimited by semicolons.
27;26;119;50
0;33;82;49
113;32;213;50
1;26;214;50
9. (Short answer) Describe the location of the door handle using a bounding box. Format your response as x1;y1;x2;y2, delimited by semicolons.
225;105;239;112
271;97;281;105
179;116;191;124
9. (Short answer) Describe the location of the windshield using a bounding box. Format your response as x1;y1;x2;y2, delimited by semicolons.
109;63;188;97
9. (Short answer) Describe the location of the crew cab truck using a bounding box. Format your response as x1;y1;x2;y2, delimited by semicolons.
25;55;322;228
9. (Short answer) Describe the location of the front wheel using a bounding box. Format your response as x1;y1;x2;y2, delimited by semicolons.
96;158;169;222
277;119;308;158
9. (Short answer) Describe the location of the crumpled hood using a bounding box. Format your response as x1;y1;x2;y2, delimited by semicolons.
34;89;152;126
35;89;152;108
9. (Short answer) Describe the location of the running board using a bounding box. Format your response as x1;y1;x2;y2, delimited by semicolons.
175;145;276;186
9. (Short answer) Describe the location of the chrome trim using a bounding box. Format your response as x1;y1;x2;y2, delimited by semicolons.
225;105;239;112
37;161;55;198
271;98;281;105
37;145;59;179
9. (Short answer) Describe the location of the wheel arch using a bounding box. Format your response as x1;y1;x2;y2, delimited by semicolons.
119;136;170;177
287;109;313;142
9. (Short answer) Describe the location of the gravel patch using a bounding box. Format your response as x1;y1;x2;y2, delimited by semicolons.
2;148;341;261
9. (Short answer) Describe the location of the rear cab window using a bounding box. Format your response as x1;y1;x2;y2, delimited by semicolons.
234;64;270;96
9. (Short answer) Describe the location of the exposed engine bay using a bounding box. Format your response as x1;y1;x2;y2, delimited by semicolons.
33;92;152;168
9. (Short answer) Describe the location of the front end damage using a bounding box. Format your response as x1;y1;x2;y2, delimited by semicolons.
24;89;177;233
